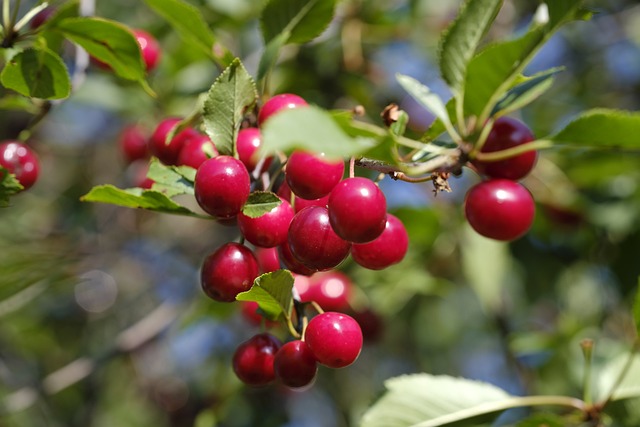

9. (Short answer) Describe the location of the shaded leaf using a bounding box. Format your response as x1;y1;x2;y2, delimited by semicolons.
242;191;282;219
0;168;24;207
0;47;71;100
0;95;40;114
549;109;640;150
236;270;294;321
143;0;234;67
634;277;640;336
146;158;196;197
81;184;208;218
260;0;337;44
203;58;258;156
397;74;452;131
260;105;376;160
257;31;289;82
491;67;563;117
437;0;503;95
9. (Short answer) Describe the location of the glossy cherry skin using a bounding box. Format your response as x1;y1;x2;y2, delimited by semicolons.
232;333;282;386
238;196;294;248
194;156;251;219
254;247;281;274
308;271;352;312
200;242;259;302
132;29;161;72
119;124;149;164
288;206;351;271
285;151;344;200
148;118;199;165
351;214;408;270
294;193;329;213
0;141;39;190
274;340;318;389
472;116;537;180
464;179;535;241
278;242;316;276
328;177;387;243
304;312;363;368
258;93;308;126
293;273;314;301
177;134;217;169
236;128;272;174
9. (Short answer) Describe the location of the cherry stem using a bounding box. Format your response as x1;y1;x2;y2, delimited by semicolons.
13;2;48;32
309;300;324;316
349;156;355;178
389;172;434;183
580;338;595;406
472;139;553;162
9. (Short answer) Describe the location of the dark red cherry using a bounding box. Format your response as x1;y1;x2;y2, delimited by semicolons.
236;128;272;174
255;247;281;274
258;94;308;126
278;242;317;276
177;134;217;169
132;29;161;72
308;271;352;312
285;150;344;200
464;179;535;241
304;312;363;369
351;214;409;270
237;196;294;248
274;340;318;389
293;193;329;213
119;124;149;164
233;333;282;386
0;140;39;190
194;156;251;219
200;242;259;302
148;118;199;165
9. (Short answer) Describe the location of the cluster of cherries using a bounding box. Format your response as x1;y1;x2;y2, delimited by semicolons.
0;140;40;193
465;117;538;241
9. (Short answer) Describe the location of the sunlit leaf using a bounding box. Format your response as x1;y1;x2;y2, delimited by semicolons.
241;191;282;219
236;270;294;321
550;109;640;150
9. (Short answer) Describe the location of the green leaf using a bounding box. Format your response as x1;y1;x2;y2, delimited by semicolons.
236;270;294;321
203;58;258;156
54;17;146;82
464;1;590;121
437;0;503;95
0;95;40;114
549;109;640;150
595;352;640;403
146;158;196;197
634;277;640;336
491;67;563;117
36;0;79;51
396;74;454;135
0;47;71;100
260;0;337;44
360;374;513;427
143;0;234;67
241;191;282;218
256;31;289;82
260;105;376;160
80;184;208;218
0;168;24;207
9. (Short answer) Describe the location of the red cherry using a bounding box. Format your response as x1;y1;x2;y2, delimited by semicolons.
119;124;149;164
238;196;294;248
293;193;329;213
194;156;251;219
307;271;352;312
232;333;282;386
274;340;318;389
148;118;199;165
254;247;281;274
351;214;408;270
200;242;259;302
472;117;537;180
351;308;384;343
285;150;344;200
464;179;535;241
304;312;363;368
0;141;39;190
293;274;314;301
177;134;217;169
328;177;387;243
258;93;308;126
127;159;154;189
236;128;272;174
287;206;351;271
132;29;161;72
30;6;55;29
278;242;316;276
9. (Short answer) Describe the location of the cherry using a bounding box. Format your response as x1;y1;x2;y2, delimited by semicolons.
293;193;329;213
274;340;318;389
236;128;272;174
278;242;317;276
127;159;154;189
258;93;308;126
293;274;314;302
472;116;537;180
194;156;251;219
464;179;535;241
308;271;352;312
351;214;408;270
200;242;259;302
30;6;55;29
177;134;217;169
237;196;294;248
287;206;351;271
132;29;161;72
119;124;149;164
304;312;363;368
328;177;387;243
254;247;281;274
232;333;282;386
0;141;39;190
285;150;344;200
148;118;199;165
351;308;384;343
